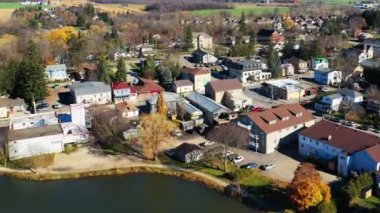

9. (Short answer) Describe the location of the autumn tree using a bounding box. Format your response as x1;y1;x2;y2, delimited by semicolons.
288;163;331;210
283;18;295;30
45;26;77;55
140;113;176;161
157;92;168;116
114;57;127;82
207;123;249;172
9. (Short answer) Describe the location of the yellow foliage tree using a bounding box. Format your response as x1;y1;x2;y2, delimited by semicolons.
140;113;176;161
157;92;167;116
288;163;331;210
45;26;77;50
283;19;295;30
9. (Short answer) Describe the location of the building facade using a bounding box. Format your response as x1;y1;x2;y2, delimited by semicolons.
45;64;68;81
70;82;112;106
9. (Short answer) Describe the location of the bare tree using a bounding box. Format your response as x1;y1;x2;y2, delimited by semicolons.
207;123;249;172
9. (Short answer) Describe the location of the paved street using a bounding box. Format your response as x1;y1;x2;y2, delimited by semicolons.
177;133;338;183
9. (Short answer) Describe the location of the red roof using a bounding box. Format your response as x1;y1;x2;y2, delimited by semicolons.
182;67;210;75
208;79;242;93
300;120;380;154
112;82;130;90
135;78;164;94
246;104;314;134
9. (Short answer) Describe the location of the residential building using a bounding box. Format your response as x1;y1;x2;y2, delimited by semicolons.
173;80;193;95
174;143;203;163
338;88;364;103
314;68;342;86
365;94;380;114
315;93;343;112
281;63;295;77
257;29;285;44
75;63;98;81
343;45;374;64
262;79;304;100
44;64;68;81
226;59;271;83
310;57;329;70
181;67;211;93
192;49;218;65
0;98;25;119
192;32;213;50
185;92;237;126
176;101;204;131
238;104;315;154
111;82;137;103
299;120;380;177
70;82;112;106
134;78;164;102
147;92;182;115
286;56;309;74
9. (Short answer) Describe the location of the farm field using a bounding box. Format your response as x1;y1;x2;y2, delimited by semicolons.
192;5;290;16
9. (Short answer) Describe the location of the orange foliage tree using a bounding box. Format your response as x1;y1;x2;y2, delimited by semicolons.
288;163;331;210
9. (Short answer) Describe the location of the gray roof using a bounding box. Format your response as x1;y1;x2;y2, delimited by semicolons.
174;80;193;87
185;92;230;113
45;64;66;72
192;48;209;57
228;59;262;71
326;93;343;100
70;82;111;96
339;88;363;98
0;98;25;107
148;92;182;105
8;124;63;141
178;101;202;115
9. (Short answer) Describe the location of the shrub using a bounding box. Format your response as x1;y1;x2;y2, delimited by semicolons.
343;173;374;200
315;201;337;213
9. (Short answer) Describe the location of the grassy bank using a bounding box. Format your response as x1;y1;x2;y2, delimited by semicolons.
0;2;50;9
192;6;290;16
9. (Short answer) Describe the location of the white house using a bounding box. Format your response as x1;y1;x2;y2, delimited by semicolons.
226;59;271;83
314;68;342;86
315;93;343;112
338;88;364;103
192;49;218;65
8;124;64;160
173;80;194;95
299;120;380;176
70;82;112;106
45;64;68;81
0;98;25;118
310;57;329;70
111;82;137;103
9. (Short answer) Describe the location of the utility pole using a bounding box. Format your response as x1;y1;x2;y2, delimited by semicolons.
270;84;274;108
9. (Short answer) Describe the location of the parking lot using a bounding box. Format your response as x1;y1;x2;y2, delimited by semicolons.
175;133;338;183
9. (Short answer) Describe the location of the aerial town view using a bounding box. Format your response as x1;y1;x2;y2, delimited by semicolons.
0;0;380;212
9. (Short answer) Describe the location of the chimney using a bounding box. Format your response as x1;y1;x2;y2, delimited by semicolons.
197;35;201;50
328;135;332;141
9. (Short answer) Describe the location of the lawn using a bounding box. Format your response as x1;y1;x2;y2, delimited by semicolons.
192;6;290;17
0;2;50;9
352;196;380;209
300;0;353;5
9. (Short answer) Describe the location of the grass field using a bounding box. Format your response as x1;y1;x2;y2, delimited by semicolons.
300;0;353;5
192;6;290;16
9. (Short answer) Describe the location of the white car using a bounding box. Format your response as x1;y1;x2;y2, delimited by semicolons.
52;103;62;109
260;164;275;171
223;151;234;157
200;141;215;147
233;155;244;164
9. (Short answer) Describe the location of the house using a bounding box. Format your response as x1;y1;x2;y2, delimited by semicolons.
338;88;364;103
226;59;271;83
286;56;308;73
174;143;203;163
299;120;380;177
185;92;237;126
310;57;329;70
146;92;182;115
315;93;343;112
365;94;380;113
191;49;218;65
238;104;315;154
111;82;137;103
181;67;211;93
192;32;213;50
314;68;342;86
257;29;285;44
136;43;155;57
134;78;164;102
75;63;98;81
44;64;68;81
176;101;204;131
262;79;304;100
7;124;64;160
0;98;26;118
70;82;112;106
173;80;193;95
281;63;295;77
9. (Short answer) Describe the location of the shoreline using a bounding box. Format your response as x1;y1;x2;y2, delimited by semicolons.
0;165;228;192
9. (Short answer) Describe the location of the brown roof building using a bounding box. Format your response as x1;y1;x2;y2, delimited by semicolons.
238;104;315;154
205;79;243;104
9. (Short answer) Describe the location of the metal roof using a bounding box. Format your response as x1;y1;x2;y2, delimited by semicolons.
178;101;203;115
45;64;66;71
185;92;230;113
70;82;111;96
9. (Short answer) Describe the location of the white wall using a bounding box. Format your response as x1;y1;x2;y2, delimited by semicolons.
75;92;112;105
298;135;342;160
9;134;64;160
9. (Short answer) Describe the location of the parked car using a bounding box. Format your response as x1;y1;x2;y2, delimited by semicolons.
36;103;49;110
200;141;215;147
52;103;62;109
371;129;380;134
223;151;235;157
357;125;369;131
233;155;244;164
226;154;238;161
241;162;258;169
260;164;275;171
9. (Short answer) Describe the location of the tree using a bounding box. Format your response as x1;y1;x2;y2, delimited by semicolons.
76;14;86;28
157;65;172;86
183;25;194;51
141;56;156;79
268;43;282;78
207;123;249;172
114;57;127;82
283;40;296;59
288;163;331;210
0;60;18;96
283;19;295;30
98;55;111;84
140;113;176;161
157;92;168;116
238;12;247;35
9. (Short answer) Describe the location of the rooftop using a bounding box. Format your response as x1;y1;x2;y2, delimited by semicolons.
45;64;66;71
264;79;302;92
299;120;380;154
134;78;164;94
227;59;262;71
338;88;363;98
112;82;135;92
0;98;25;107
70;81;111;96
174;143;202;156
207;79;242;93
245;104;314;134
174;79;193;87
182;67;210;75
185;92;230;113
8;124;63;141
177;101;202;115
365;145;380;163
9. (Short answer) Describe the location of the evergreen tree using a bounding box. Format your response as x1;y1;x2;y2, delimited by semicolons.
98;55;111;84
238;12;247;35
283;40;296;59
268;43;282;78
76;14;86;28
114;57;127;82
0;60;18;96
141;56;156;79
183;26;194;51
157;66;172;86
249;30;257;46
